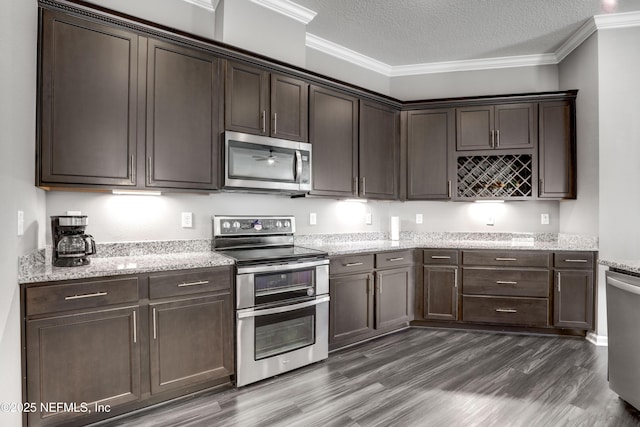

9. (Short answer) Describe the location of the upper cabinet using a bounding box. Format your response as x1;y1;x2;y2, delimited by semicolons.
456;103;536;151
405;108;454;200
225;61;308;142
539;100;576;199
39;10;138;187
309;85;359;197
359;100;400;199
145;39;222;190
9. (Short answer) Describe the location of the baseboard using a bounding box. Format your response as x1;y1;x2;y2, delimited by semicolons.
586;332;608;346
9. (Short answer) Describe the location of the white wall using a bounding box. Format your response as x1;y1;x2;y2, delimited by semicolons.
84;0;216;39
558;34;600;236
390;65;559;101
0;0;46;425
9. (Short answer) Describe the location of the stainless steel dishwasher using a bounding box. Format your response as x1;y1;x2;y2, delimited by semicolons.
606;270;640;411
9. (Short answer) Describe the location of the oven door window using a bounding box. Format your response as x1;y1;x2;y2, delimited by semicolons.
254;268;315;305
254;305;315;360
228;140;296;182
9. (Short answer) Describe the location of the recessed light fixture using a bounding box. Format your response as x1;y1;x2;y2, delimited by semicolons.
112;190;162;196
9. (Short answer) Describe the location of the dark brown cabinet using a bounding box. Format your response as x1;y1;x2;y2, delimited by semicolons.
376;267;411;329
553;252;595;329
329;272;375;345
39;9;138;187
225;61;308;142
359;100;400;199
406;108;454;199
309;85;359;197
421;249;459;321
456;103;536;151
145;39;222;190
539;100;576;199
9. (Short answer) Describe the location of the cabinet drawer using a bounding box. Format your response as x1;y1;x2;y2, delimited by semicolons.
330;254;374;275
423;249;458;265
462;295;549;327
462;250;550;268
462;268;550;297
149;268;232;299
375;250;413;269
554;252;594;269
26;276;139;316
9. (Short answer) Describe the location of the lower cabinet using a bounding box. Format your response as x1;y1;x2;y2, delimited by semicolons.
22;266;233;427
422;250;459;321
329;251;413;350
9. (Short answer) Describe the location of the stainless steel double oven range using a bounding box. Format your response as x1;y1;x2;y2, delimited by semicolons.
213;216;329;387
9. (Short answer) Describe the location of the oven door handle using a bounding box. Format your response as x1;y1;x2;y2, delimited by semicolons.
237;295;330;319
237;258;329;275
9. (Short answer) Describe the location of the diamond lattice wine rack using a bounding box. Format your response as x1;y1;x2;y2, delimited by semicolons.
456;154;533;199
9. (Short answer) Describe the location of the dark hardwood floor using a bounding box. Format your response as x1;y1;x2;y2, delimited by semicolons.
99;328;640;427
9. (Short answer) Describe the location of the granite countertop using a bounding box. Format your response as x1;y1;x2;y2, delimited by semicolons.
599;259;640;275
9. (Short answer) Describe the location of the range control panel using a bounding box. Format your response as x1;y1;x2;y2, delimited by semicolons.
213;216;295;236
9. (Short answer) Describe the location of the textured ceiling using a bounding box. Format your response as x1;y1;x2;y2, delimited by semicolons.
294;0;640;66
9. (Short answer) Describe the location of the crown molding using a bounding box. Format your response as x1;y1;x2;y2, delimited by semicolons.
182;0;216;12
306;10;640;77
306;33;391;75
250;0;317;24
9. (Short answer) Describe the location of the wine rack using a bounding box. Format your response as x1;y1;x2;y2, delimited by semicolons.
456;154;532;199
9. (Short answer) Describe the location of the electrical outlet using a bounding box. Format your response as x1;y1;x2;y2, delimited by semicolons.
365;213;372;225
487;217;495;226
181;212;193;228
309;212;317;225
541;213;550;225
416;214;423;224
17;210;24;236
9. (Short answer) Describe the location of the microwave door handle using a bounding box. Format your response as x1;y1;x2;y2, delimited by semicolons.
295;150;303;182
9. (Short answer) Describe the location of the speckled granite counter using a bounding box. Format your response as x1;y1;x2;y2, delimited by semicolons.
296;232;598;256
19;240;234;284
599;259;640;275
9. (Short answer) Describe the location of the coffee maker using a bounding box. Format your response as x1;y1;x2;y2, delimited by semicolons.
51;215;96;267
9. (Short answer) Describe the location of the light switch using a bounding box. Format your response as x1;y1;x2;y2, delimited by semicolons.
541;213;549;225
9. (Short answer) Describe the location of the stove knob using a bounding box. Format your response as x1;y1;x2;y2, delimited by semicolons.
276;221;283;228
232;221;240;230
222;221;231;229
284;220;291;228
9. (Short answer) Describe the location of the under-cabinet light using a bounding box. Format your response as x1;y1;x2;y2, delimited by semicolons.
112;190;162;196
474;200;505;203
344;198;368;203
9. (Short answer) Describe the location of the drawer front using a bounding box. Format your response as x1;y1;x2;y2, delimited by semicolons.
149;267;232;299
554;252;595;269
330;254;374;275
462;268;550;297
462;295;549;327
423;249;458;265
462;250;550;268
375;250;413;269
26;276;139;316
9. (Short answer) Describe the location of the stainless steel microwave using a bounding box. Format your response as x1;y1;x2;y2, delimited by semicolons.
223;131;312;193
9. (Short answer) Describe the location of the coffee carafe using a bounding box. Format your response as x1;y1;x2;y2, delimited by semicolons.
51;216;96;267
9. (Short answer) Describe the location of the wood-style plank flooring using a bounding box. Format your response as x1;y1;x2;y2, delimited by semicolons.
100;328;640;427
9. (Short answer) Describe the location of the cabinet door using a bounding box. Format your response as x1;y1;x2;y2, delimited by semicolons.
149;294;233;395
423;266;458;321
26;307;140;427
146;39;222;190
359;100;399;199
309;86;359;197
376;267;411;329
225;61;269;136
271;73;309;142
407;108;453;199
39;10;137;187
329;273;374;345
494;103;536;149
456;106;493;151
553;270;594;329
539;101;576;198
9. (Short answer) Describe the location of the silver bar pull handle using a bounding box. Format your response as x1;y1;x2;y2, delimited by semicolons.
344;262;364;267
564;259;588;263
153;307;157;340
132;310;137;344
354;176;359;195
261;110;266;133
178;280;209;288
495;257;517;261
273;112;277;134
65;291;107;301
454;267;458;288
431;256;451;260
147;157;152;183
447;180;452;198
387;257;405;262
130;155;135;183
362;177;366;196
557;272;561;293
238;295;330;319
496;308;517;313
496;281;518;285
539;178;544;192
496;129;500;147
491;130;495;148
377;274;382;294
